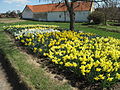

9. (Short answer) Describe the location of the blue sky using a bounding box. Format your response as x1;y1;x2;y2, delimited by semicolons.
0;0;51;13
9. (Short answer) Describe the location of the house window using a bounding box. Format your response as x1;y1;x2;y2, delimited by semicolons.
59;15;61;18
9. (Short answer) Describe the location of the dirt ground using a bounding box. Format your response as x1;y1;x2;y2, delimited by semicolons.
0;52;29;90
0;18;26;23
0;62;12;90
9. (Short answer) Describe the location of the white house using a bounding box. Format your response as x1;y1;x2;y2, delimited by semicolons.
22;1;94;22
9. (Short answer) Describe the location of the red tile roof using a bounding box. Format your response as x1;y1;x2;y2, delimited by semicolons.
26;2;92;13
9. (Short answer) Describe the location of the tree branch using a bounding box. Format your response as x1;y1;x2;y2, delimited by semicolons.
64;0;70;11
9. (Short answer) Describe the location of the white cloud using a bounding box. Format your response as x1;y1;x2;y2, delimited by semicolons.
4;0;30;4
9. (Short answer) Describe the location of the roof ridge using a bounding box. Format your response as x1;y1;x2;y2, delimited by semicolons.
26;3;66;7
25;2;92;13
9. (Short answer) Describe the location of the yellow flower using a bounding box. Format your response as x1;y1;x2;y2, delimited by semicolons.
43;53;48;56
32;43;35;46
107;69;111;72
81;70;86;75
96;68;101;72
107;74;110;77
65;62;71;67
98;74;105;79
21;40;25;43
107;77;113;82
38;39;41;42
15;37;18;39
94;60;100;67
85;70;90;73
29;38;32;41
116;73;120;79
73;62;77;67
80;65;86;70
59;62;63;65
34;47;37;50
94;77;99;80
28;42;32;45
39;48;42;52
26;38;29;41
52;59;57;63
20;35;23;38
101;76;105;80
33;47;37;52
25;43;27;45
54;61;58;64
81;61;86;65
86;64;92;70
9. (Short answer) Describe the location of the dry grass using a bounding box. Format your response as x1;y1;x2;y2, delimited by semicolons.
0;18;26;23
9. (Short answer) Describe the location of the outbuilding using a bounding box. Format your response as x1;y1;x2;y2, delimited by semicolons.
22;1;94;22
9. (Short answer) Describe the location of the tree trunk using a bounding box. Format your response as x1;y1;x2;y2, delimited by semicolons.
69;2;75;30
64;0;75;30
104;12;107;25
69;12;75;30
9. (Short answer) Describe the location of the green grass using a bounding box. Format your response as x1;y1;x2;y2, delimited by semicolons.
0;23;71;90
87;25;120;33
5;20;120;39
98;25;120;31
75;25;120;39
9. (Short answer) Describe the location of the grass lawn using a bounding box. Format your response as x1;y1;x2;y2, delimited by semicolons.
0;23;71;90
87;24;120;33
0;18;120;89
96;25;120;31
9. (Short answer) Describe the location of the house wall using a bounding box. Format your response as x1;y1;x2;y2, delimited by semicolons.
33;12;47;21
22;7;33;19
75;11;90;22
47;12;66;21
47;11;90;22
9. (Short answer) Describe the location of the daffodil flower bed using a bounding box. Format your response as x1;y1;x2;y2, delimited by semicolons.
3;24;59;36
4;25;120;88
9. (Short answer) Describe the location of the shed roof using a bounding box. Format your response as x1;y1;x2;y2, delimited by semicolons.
26;2;92;13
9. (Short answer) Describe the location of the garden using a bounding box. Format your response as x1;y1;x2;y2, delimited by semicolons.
2;23;120;89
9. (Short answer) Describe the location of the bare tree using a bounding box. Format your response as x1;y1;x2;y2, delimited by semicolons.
96;0;120;24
